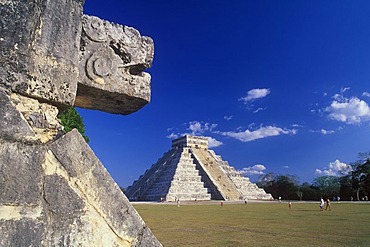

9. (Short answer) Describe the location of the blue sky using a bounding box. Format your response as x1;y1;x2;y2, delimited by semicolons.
80;0;370;187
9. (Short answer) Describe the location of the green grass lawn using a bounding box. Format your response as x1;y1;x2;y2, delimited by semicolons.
134;202;370;247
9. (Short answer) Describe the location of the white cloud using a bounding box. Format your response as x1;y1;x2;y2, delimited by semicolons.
315;160;353;176
283;165;289;169
224;115;233;121
291;124;304;128
253;107;266;113
216;126;297;142
240;164;266;175
239;88;271;103
320;129;335;135
188;121;203;134
362;92;370;98
166;133;179;139
325;97;370;124
207;137;223;148
341;87;350;93
310;129;335;135
333;93;344;101
315;169;323;175
187;121;217;135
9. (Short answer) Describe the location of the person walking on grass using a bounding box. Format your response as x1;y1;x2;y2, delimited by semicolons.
320;198;325;211
325;198;331;211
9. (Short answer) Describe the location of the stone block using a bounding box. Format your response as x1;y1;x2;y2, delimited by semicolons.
0;141;44;205
0;89;35;142
48;130;162;246
43;174;85;215
0;0;83;106
0;219;45;247
10;93;64;143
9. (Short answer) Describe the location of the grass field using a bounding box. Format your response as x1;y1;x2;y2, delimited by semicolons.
133;202;370;247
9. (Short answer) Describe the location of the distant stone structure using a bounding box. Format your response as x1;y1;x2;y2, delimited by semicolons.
0;0;161;246
126;135;273;202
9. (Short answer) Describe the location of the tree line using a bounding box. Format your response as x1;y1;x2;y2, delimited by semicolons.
256;153;370;201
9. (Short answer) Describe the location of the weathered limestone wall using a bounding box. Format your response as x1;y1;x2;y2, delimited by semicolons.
0;0;161;246
0;127;160;246
0;0;84;107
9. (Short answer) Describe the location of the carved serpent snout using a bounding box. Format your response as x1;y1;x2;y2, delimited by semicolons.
75;15;154;115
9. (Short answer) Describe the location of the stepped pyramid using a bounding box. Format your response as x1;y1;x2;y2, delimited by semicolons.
126;135;273;201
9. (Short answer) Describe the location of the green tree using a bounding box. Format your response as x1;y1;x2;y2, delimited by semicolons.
58;107;90;142
259;174;299;200
313;176;340;199
339;175;354;200
351;158;370;200
257;172;275;188
299;182;320;201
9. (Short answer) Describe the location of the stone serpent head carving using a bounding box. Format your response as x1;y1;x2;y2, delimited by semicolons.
77;15;154;114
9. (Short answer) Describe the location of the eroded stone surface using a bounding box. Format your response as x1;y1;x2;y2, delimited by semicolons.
0;0;83;106
48;130;161;246
0;219;45;247
0;88;35;142
44;174;85;215
0;130;162;246
10;93;63;143
0;141;44;205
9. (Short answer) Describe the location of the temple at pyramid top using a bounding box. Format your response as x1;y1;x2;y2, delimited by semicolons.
172;135;209;149
126;135;273;202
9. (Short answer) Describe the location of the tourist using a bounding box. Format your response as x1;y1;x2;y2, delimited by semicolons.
288;202;292;209
320;198;325;211
325;198;331;211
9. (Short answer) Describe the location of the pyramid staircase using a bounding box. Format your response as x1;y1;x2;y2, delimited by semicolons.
126;146;211;201
190;147;241;201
